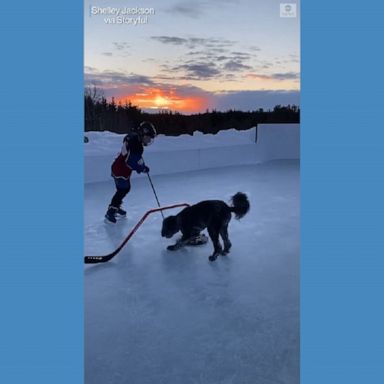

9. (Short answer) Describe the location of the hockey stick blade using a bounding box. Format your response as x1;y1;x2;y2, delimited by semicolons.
84;254;116;264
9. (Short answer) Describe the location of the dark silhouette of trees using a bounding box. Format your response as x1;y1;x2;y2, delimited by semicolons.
84;88;300;136
84;87;142;133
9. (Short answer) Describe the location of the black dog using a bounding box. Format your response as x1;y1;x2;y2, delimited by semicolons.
161;192;250;261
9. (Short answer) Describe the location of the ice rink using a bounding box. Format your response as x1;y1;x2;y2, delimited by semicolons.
85;160;300;384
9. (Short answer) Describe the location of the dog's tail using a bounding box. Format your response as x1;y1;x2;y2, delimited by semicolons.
230;192;250;219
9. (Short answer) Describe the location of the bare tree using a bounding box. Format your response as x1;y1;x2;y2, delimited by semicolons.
85;85;104;103
85;86;105;131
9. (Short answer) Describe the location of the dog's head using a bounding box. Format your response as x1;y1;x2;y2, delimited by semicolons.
161;215;179;238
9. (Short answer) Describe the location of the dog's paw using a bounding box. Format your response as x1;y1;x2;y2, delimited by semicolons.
208;255;217;262
221;249;229;256
167;244;177;251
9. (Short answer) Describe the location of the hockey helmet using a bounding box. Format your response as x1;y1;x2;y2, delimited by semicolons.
137;121;156;146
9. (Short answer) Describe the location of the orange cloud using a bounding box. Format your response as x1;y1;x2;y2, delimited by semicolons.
116;87;207;113
245;74;273;80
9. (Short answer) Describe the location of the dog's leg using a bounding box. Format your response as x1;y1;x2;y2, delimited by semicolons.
220;224;232;255
207;226;222;262
167;239;186;251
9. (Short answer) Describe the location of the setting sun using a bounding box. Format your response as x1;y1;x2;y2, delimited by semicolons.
154;95;170;108
116;87;208;114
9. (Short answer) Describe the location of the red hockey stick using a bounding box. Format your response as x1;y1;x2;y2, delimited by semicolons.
84;203;189;264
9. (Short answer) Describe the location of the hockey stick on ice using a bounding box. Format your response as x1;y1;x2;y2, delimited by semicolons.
84;203;190;264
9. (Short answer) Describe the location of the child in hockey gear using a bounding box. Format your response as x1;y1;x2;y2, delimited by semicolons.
105;121;157;223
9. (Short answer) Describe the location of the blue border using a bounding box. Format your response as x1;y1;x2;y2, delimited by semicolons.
0;1;83;383
1;1;384;382
302;1;384;383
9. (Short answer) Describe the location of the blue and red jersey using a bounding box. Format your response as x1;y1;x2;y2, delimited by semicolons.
111;133;147;180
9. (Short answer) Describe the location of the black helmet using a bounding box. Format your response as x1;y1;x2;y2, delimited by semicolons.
137;121;156;146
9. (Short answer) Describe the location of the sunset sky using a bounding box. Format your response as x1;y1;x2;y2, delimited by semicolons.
84;0;300;113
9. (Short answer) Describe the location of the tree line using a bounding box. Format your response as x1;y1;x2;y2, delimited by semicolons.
85;87;300;136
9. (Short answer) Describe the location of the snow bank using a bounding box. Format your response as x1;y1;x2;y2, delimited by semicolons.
84;124;299;183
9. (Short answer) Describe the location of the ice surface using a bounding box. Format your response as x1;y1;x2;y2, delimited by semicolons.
85;161;300;384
